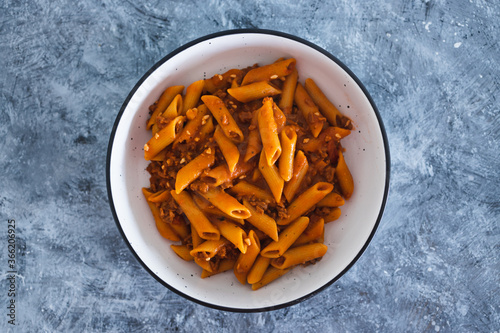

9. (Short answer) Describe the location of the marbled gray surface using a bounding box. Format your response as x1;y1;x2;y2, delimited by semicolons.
1;0;499;332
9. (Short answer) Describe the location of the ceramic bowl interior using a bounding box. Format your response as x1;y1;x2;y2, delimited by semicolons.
107;30;390;312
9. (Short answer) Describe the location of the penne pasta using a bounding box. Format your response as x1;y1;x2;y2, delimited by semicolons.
293;218;324;247
278;126;297;181
278;182;333;225
147;85;184;130
146;189;170;203
278;67;298;114
142;188;180;242
316;192;345;207
214;125;240;173
228;181;275;204
169;215;190;240
192;193;245;225
190;223;203;248
234;230;260;284
201;259;237;278
141;58;355;290
294;83;325;138
204;68;243;94
246;255;271;284
272;102;287;134
241;58;296;85
213;219;249;254
170;190;220;240
182;79;204;114
174;104;209;145
190;238;230;260
283;150;309;203
336;149;354;199
324;207;342;223
258;97;282;166
304;78;343;127
251;266;291;290
201;95;244;142
242;199;279;242
201;161;254;187
258;150;284;203
175;148;215;194
197;186;251;220
243;110;262;162
260;216;309;258
197;113;215;142
162;94;183;120
228;81;282;103
271;243;328;269
144;116;185;160
171;244;194;261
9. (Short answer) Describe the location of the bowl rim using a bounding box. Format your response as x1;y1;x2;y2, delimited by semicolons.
106;28;391;312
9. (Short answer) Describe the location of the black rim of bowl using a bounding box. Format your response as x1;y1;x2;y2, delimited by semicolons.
106;28;391;313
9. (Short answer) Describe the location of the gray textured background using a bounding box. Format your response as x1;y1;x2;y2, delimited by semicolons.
1;0;499;332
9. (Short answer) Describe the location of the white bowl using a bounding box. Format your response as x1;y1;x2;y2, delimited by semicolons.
106;29;390;312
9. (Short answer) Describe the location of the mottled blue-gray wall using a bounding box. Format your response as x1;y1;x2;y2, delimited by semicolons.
1;0;499;332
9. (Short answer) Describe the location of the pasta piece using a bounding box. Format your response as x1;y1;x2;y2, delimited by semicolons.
243;110;262;162
147;85;184;130
175;148;215;194
170;244;194;261
213;219;249;254
293;218;324;247
142;188;180;242
192;194;244;224
169;215;190;240
146;189;170;203
294;83;325;138
304;78;343;127
202;161;254;187
251;266;291;290
260;216;309;258
194;257;214;272
316;192;345;207
201;259;237;278
272;102;287;134
204;68;243;94
170;190;220;240
214;125;240;173
234;230;260;284
201;95;244;142
278;67;298;114
161;94;183;120
241;58;296;85
190;238;230;260
144;116;185;160
271;243;328;269
174;104;209;145
191;223;203;248
278;126;297;181
246;255;271;284
283;150;309;202
242;199;279;242
278;182;333;225
258;97;282;166
182;79;204;114
197;186;251;220
197;114;215;142
258;150;284;203
227;81;282;103
336;150;354;199
228;181;275;204
192;193;245;225
324;207;342;223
